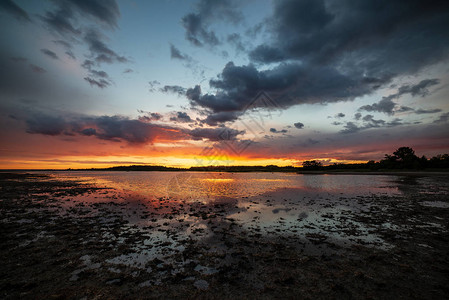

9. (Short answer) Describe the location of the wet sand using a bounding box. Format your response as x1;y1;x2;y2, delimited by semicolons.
1;172;449;299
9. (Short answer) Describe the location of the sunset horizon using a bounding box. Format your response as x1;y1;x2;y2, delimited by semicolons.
1;0;449;170
2;1;449;297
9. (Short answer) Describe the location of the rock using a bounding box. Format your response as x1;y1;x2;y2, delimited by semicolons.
194;279;209;290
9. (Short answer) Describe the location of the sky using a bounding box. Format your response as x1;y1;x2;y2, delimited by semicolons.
0;0;449;169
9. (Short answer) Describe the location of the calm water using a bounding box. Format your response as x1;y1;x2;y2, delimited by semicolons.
48;171;401;201
28;171;448;259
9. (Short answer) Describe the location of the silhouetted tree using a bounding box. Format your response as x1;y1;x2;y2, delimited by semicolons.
302;160;323;170
429;154;449;168
379;147;422;169
394;147;417;161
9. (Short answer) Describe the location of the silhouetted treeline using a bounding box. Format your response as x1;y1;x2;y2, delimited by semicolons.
85;165;186;171
79;165;298;172
189;165;298;172
73;147;449;172
301;147;449;170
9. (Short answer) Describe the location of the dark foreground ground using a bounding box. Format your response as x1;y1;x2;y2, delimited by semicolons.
1;172;448;299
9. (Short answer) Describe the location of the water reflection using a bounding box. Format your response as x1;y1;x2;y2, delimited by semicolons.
44;171;415;253
50;171;402;201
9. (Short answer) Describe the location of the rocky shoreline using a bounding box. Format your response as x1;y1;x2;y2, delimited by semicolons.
1;172;448;299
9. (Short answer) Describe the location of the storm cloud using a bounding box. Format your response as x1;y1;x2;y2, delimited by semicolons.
360;79;441;114
170;44;191;61
84;77;110;89
189;127;244;141
181;0;242;47
187;61;378;116
170;112;193;123
270;128;287;134
21;111;245;144
294;122;304;129
184;0;449;125
160;85;187;96
41;0;119;36
360;98;396;115
84;29;127;64
250;0;449;74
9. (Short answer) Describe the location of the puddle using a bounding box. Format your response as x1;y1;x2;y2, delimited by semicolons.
421;201;449;208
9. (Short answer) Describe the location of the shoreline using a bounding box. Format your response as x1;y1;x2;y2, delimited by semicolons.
296;170;449;176
1;173;449;298
2;169;449;176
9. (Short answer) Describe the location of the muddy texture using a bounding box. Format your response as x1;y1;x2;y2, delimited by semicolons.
1;172;449;299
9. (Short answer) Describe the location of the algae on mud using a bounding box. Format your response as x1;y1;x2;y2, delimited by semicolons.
1;172;448;299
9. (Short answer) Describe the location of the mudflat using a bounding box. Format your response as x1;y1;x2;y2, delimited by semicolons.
1;172;448;299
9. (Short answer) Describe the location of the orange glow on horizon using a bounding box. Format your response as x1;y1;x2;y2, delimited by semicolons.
0;153;370;170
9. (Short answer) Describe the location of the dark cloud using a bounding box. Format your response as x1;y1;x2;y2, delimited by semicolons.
41;4;80;36
29;64;46;73
182;13;218;47
230;0;449;122
41;0;120;36
53;40;76;59
81;59;95;70
123;68;133;73
79;115;183;143
189;127;244;141
40;1;124;89
84;29;127;64
397;78;440;97
85;68;114;88
148;80;161;93
21;110;245;144
340;114;405;134
169;44;191;61
138;111;163;122
294;122;304;129
75;30;123;88
360;78;441;114
433;112;449;124
65;0;120;28
65;51;76;59
362;114;386;127
249;45;285;63
90;70;109;78
23;112;186;144
80;128;96;136
186;85;202;102
359;98;396;115
415;108;443;114
160;85;186;96
386;118;404;127
0;0;31;22
227;33;245;52
187;61;377;116
203;111;241;126
354;113;362;120
340;122;360;134
84;77;110;89
250;0;449;74
396;106;414;113
40;49;59;60
270;128;287;134
181;0;242;47
170;111;193;123
25;114;67;136
335;113;345;118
